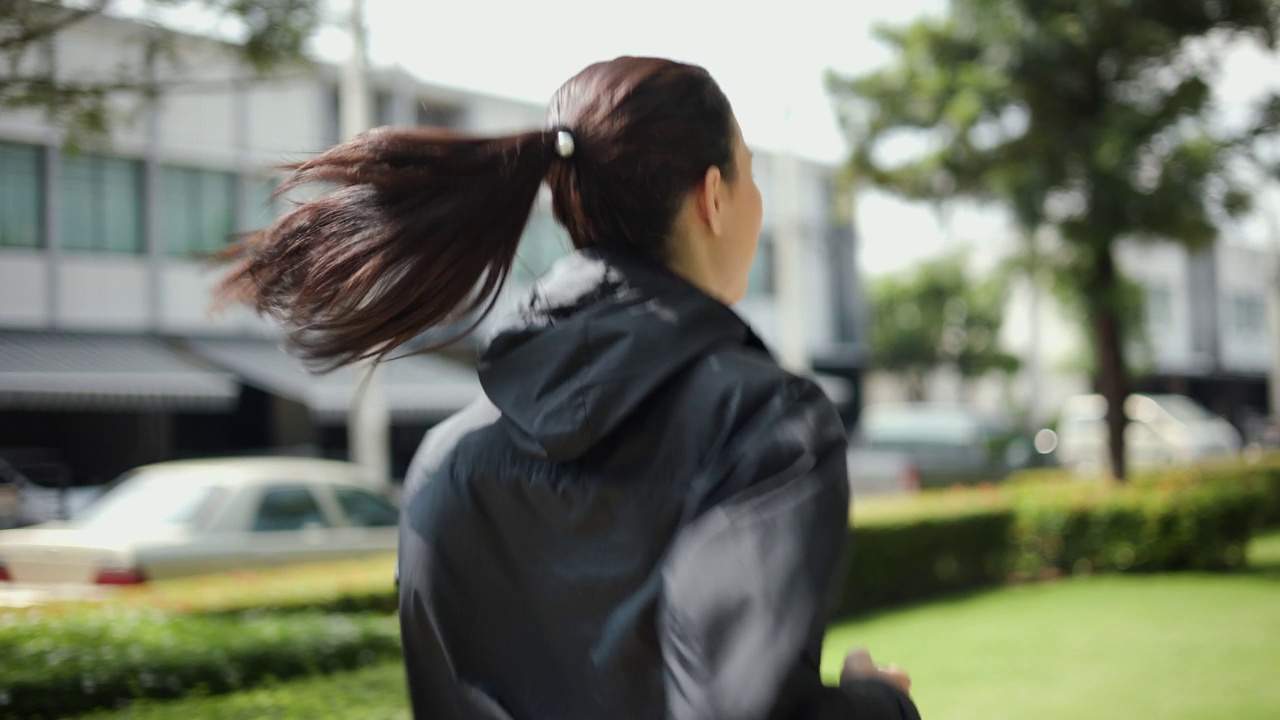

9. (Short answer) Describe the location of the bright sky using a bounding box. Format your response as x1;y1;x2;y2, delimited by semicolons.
311;0;976;276
311;0;1280;275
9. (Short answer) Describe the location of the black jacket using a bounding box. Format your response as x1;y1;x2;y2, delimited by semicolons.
398;248;920;720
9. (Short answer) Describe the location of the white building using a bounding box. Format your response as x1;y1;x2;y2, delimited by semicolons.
0;15;866;484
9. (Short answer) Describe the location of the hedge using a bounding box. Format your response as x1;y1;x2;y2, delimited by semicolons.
70;662;409;720
0;611;400;719
2;555;399;625
835;459;1271;618
1008;480;1259;577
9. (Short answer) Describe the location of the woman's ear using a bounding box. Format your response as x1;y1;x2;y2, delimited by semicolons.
697;166;725;236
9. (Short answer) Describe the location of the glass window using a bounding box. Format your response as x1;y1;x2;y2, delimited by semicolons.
512;209;570;285
252;486;329;532
246;176;282;228
59;153;143;254
746;231;775;296
161;165;236;256
1228;294;1265;335
416;101;462;129
334;487;399;527
76;476;222;532
0;142;44;249
1144;286;1173;329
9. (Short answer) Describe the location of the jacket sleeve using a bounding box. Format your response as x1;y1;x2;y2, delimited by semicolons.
658;378;921;720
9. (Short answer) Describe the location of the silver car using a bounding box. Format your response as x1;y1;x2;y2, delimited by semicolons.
0;457;399;585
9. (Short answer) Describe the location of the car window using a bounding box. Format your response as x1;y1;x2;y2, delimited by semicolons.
253;487;329;532
76;478;222;531
334;487;399;528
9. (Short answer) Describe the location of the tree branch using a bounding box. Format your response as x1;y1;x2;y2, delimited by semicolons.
0;0;112;52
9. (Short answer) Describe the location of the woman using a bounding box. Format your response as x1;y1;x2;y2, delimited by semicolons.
220;56;919;720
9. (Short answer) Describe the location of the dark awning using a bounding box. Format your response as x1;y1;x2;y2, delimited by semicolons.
0;332;238;412
185;338;481;424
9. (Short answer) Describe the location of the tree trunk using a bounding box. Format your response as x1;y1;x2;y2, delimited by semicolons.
1088;245;1129;481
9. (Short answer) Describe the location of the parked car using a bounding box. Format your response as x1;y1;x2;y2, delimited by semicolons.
1054;393;1244;472
0;457;398;585
852;403;1032;489
0;454;105;530
846;446;920;498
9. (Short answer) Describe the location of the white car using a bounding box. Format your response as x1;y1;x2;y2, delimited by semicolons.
1055;393;1244;472
0;457;400;585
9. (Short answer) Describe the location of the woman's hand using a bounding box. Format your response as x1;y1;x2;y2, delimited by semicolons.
841;648;912;696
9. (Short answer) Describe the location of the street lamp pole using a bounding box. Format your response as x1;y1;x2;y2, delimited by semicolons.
340;0;390;487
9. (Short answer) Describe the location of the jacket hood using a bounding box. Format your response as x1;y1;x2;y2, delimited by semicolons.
478;248;760;462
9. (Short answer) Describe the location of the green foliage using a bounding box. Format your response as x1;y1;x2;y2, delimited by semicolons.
869;254;1020;397
1009;479;1259;577
841;500;1014;616
0;0;322;142
829;0;1280;478
1;555;398;624
0;611;400;719
72;662;411;720
839;457;1272;618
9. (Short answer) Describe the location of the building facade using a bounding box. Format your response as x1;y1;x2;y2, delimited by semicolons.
0;16;867;485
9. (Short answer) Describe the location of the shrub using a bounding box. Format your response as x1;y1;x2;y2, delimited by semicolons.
837;491;1014;616
70;662;409;720
2;555;398;624
1009;480;1261;577
0;611;400;719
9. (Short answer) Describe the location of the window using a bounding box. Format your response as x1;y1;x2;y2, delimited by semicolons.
60;154;144;253
162;166;236;256
245;176;282;228
252;487;329;532
416;100;462;129
1228;294;1265;335
0;142;43;249
1144;285;1173;330
334;487;399;527
512;210;570;285
746;231;775;296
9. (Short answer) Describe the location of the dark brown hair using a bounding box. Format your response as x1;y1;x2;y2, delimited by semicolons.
217;56;737;369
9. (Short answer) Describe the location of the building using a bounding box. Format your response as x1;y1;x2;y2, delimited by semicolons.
0;15;867;486
1121;242;1277;439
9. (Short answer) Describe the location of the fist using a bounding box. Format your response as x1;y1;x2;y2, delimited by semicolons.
841;648;912;696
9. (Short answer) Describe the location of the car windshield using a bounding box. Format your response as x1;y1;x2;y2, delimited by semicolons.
862;406;983;448
74;473;221;532
1152;395;1216;423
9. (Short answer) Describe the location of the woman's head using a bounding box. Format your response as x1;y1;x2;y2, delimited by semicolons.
217;56;761;368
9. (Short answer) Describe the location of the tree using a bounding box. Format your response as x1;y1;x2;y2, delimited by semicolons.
869;254;1020;401
829;0;1280;479
1;0;321;140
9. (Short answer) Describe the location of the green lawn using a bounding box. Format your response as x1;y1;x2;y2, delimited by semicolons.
77;531;1280;720
821;531;1280;720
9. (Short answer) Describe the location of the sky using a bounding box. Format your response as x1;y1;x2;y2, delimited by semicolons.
311;0;990;276
292;0;1280;277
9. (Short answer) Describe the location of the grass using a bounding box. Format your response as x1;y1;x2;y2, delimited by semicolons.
73;530;1280;720
822;532;1280;720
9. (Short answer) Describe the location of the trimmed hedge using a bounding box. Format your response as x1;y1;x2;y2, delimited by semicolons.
836;460;1271;618
0;611;400;719
840;503;1012;616
71;662;409;720
2;555;399;624
1009;480;1258;577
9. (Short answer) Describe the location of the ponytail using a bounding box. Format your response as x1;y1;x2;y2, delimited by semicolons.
216;127;554;370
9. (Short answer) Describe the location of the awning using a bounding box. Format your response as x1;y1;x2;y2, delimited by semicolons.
185;338;481;424
0;332;238;412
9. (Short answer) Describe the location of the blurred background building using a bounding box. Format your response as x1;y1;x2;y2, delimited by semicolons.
0;13;868;487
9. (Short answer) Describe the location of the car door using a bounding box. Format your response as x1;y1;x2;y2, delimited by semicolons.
243;484;341;568
327;484;400;556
